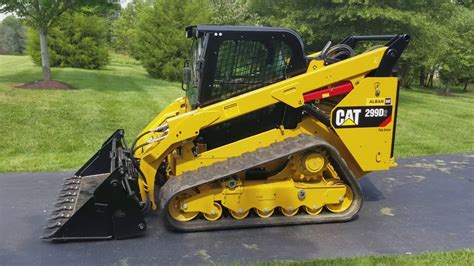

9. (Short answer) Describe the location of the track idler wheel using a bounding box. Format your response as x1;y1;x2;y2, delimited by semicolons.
168;192;199;222
326;184;354;213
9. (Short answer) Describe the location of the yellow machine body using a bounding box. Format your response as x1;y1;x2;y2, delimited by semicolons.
43;26;409;240
135;47;399;210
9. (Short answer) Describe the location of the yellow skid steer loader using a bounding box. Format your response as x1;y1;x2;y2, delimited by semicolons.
42;25;409;240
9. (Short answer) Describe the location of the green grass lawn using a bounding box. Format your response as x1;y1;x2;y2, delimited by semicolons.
395;87;473;158
256;249;473;265
0;54;182;172
0;55;473;172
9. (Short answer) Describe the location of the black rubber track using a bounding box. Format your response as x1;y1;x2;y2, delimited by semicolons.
160;134;363;231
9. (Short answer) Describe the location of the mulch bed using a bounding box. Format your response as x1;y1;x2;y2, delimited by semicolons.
15;80;74;90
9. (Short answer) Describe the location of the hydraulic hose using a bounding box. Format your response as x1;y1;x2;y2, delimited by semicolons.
129;125;169;189
303;103;331;128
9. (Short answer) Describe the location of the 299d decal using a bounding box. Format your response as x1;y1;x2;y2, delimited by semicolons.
331;106;392;128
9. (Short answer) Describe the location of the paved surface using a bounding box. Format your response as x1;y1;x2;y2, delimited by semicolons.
0;154;473;265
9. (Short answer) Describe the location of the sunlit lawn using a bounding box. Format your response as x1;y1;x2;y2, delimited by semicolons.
253;249;473;266
0;55;472;172
0;54;182;171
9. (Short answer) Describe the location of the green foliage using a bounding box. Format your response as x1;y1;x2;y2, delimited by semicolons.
116;0;260;80
1;0;116;80
1;1;81;29
438;6;474;93
27;10;109;69
92;1;122;45
0;15;25;55
132;0;211;80
248;0;473;89
210;0;260;25
110;0;145;54
5;0;471;88
0;1;115;25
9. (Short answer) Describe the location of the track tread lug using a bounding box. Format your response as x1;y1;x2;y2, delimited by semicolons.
160;134;363;231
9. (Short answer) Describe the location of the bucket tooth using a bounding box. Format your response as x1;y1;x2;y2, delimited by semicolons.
60;185;80;192
64;179;81;185
48;212;70;220
54;198;75;206
45;221;64;229
59;191;78;197
53;205;74;212
64;176;81;181
48;212;72;221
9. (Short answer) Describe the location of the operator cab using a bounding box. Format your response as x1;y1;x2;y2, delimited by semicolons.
183;25;307;108
182;25;307;150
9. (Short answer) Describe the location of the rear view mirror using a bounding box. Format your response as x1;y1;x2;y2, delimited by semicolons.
183;67;191;83
181;59;191;91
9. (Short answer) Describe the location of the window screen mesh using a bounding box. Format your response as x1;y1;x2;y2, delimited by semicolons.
209;40;292;101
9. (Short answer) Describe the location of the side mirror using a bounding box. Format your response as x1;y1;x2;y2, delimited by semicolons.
181;67;191;91
181;60;191;91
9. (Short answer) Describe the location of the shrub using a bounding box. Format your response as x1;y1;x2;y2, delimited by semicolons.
27;11;109;69
0;15;26;55
132;0;211;80
110;0;144;55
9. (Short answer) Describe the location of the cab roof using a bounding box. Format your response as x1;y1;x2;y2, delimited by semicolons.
185;25;305;52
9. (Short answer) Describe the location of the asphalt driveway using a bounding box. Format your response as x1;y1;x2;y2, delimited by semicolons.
0;154;473;265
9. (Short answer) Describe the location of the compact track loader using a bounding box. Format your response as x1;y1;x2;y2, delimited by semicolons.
42;25;409;240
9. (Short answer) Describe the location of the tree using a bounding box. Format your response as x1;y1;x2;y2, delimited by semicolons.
27;9;109;69
248;0;464;89
438;6;473;94
0;15;26;54
111;0;146;54
132;0;212;80
0;0;111;81
210;0;259;25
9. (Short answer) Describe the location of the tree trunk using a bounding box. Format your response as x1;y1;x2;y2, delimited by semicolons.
427;72;434;89
399;63;411;88
419;68;426;87
39;28;52;81
464;81;469;92
444;83;450;95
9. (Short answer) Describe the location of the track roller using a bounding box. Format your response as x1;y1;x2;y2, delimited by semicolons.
203;202;223;221
230;209;249;220
280;207;299;217
255;208;274;218
304;205;323;215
